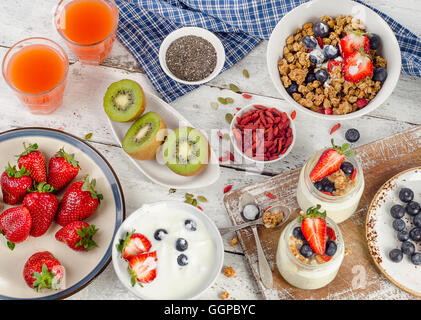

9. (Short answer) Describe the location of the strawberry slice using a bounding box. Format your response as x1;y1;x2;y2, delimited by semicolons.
310;139;355;182
320;254;332;262
129;251;157;286
342;50;373;83
327;60;341;73
116;231;151;260
339;32;370;58
327;226;336;241
300;205;327;255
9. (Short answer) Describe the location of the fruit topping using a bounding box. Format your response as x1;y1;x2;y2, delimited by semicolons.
339;32;370;58
342;50;373;83
116;231;152;260
154;229;168;241
313;21;330;38
292;226;306;240
175;238;188;252
177;254;189;266
309;50;325;65
184;219;197;231
345;128;360;143
399;188;414;203
340;161;354;175
325;240;337;256
315;69;329;83
286;82;298;95
326;226;337;241
302;35;318;50
128;251;157;286
299;243;314;258
372;67;387;82
367;33;381;50
323;45;339;60
299;205;327;255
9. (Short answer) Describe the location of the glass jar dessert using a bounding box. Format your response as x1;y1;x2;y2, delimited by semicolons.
296;140;364;223
276;205;344;290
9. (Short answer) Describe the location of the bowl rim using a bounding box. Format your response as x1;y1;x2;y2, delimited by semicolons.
158;26;226;85
111;200;224;300
229;103;296;164
266;0;402;121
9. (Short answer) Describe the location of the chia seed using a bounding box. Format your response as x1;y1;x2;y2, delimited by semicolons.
165;35;217;82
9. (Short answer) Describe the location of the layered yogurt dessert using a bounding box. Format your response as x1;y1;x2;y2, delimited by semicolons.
296;140;364;223
276;205;344;290
115;203;219;299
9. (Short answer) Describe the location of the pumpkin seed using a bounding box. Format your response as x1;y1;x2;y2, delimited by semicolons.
197;196;208;203
185;193;194;200
226;97;234;104
84;133;93;140
223;133;230;140
192;198;198;206
218;97;227;105
169;188;176;194
229;83;240;93
210;102;219;110
225;113;233;124
243;69;250;78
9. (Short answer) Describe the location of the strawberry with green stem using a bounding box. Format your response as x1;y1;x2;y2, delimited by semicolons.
1;163;32;205
339;31;370;58
128;251;157;286
116;230;152;260
23;182;58;237
300;205;327;255
342;49;373;83
55;221;98;251
0;206;32;250
310;139;355;182
48;148;80;192
17;143;47;184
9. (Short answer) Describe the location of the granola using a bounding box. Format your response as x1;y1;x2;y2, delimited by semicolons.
279;15;387;115
263;209;284;228
223;266;236;278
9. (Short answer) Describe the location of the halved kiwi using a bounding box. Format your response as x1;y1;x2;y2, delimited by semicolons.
163;127;210;176
122;112;167;160
104;79;146;122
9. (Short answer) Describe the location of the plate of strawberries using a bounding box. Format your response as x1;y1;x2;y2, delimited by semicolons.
0;127;124;299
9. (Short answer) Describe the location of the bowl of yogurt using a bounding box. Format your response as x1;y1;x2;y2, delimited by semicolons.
112;201;224;300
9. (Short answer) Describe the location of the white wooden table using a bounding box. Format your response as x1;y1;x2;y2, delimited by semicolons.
0;0;420;300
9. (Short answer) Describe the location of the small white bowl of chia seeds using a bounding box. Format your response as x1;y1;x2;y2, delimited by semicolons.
159;27;226;85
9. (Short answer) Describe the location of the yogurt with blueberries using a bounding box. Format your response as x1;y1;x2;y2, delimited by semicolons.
126;203;218;299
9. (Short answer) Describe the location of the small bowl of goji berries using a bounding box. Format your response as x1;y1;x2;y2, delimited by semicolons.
230;104;296;164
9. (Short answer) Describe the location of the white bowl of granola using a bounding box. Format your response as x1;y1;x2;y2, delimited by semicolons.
267;0;401;120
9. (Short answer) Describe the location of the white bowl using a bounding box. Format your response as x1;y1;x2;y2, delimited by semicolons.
267;0;401;121
229;104;296;164
159;27;226;85
112;201;224;300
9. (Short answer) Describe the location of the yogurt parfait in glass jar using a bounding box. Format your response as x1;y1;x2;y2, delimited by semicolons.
296;139;364;223
276;205;344;290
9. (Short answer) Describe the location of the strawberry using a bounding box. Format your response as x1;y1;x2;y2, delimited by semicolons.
48;148;80;192
0;206;32;250
310;139;355;182
327;226;337;241
23;182;58;237
17;143;47;184
327;60;341;73
128;251;157;286
320;254;332;262
23;251;64;291
56;174;103;226
342;50;373;83
116;231;152;260
339;32;370;58
300;205;327;255
1;163;32;205
55;221;98;251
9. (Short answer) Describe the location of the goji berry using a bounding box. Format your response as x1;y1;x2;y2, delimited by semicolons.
223;185;233;194
330;123;341;135
290;110;296;120
265;191;275;199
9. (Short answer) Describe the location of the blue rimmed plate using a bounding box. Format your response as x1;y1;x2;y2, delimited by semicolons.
0;127;125;299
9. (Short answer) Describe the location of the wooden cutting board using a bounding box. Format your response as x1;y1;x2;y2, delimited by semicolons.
223;127;421;300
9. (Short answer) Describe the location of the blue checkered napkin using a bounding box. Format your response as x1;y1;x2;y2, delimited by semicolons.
115;0;421;103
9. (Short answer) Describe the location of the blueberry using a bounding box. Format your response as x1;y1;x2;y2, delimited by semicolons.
392;219;406;231
323;45;339;59
340;162;354;175
411;253;421;265
409;227;421;241
175;238;188;251
368;33;381;50
399;188;414;203
372;67;387;82
315;69;329;83
406;201;420;216
286;82;298;96
299;243;314;258
177;254;188;266
390;204;405;219
401;241;415;255
292;227;306;240
313;21;330;38
314;180;324;191
321;177;335;193
325;240;337;256
397;231;410;242
414;213;421;228
305;72;316;83
154;229;168;241
309;51;325;65
184;219;197;231
345;128;360;143
389;249;403;262
302;35;317;50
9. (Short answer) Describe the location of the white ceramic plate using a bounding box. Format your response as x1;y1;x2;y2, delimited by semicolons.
266;0;401;120
366;167;421;297
0;128;124;300
108;91;220;189
112;200;224;300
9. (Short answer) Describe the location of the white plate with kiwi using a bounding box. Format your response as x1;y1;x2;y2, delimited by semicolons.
104;79;220;189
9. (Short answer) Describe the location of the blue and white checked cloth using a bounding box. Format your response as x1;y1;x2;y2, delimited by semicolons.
115;0;421;103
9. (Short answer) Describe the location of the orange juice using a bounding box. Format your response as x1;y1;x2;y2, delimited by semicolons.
55;0;118;65
2;38;69;114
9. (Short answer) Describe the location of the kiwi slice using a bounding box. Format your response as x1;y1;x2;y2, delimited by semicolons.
163;127;210;176
104;79;146;122
122;112;167;160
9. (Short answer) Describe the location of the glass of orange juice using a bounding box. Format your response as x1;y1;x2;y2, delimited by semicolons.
2;37;69;114
54;0;119;65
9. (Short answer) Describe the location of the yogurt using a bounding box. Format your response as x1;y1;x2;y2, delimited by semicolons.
121;203;218;300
